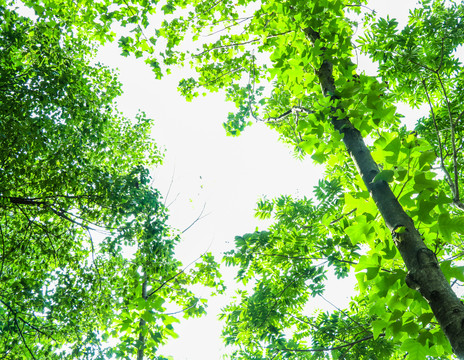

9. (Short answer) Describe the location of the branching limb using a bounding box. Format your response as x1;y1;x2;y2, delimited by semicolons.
0;297;59;358
181;203;208;233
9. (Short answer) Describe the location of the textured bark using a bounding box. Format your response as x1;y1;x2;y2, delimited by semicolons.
306;30;464;358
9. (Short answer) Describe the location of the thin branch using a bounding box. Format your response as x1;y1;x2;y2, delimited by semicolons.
280;333;383;353
258;269;314;329
194;0;225;20
14;317;37;360
181;203;208;233
166;192;180;209
7;196;112;232
164;302;197;316
317;294;368;332
163;167;176;207
48;206;90;230
201;66;244;88
0;297;58;357
194;30;294;57
344;4;376;13
194;16;254;30
436;72;460;202
329;208;356;225
445;251;464;262
436;38;446;73
395;146;412;200
204;17;253;37
195;38;260;57
121;0;152;47
147;251;207;298
289;314;351;344
421;78;454;191
4;194;100;202
252;106;314;123
256;252;326;261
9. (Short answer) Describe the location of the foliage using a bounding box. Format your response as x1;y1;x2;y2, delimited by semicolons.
8;0;464;358
0;5;223;359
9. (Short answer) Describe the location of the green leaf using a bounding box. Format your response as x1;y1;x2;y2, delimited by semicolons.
438;214;464;241
372;319;387;340
372;169;395;183
161;314;181;326
413;172;439;192
366;266;380;280
418;150;436;170
440;261;464;282
400;339;427;360
141;310;155;323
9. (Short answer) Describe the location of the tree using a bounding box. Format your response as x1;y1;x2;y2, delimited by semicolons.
10;0;464;358
0;5;223;359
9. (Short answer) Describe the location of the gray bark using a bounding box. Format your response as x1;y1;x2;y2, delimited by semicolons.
305;29;464;358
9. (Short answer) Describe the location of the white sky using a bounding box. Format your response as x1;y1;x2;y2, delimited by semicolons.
95;1;430;359
99;43;328;359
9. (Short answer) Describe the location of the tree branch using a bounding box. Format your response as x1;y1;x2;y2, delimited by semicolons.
436;72;460;203
421;78;455;196
194;30;294;57
280;333;383;353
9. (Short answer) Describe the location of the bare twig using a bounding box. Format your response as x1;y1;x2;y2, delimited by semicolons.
163;167;176;207
165;302;198;316
181;203;208;233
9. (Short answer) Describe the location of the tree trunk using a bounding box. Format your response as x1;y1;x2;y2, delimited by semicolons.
306;29;464;358
137;277;148;360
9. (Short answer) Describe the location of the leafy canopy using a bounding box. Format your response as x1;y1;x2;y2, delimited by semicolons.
0;5;223;359
7;0;464;358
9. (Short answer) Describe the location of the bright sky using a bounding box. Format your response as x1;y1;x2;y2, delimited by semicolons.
99;42;328;359
95;1;427;359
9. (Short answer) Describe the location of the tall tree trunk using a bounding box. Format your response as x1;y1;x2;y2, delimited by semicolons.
305;27;464;358
137;277;148;360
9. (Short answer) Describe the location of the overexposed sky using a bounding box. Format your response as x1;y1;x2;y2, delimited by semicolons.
98;42;326;359
95;1;426;359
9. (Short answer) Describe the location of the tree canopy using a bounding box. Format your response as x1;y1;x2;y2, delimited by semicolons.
0;4;222;359
2;0;464;359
